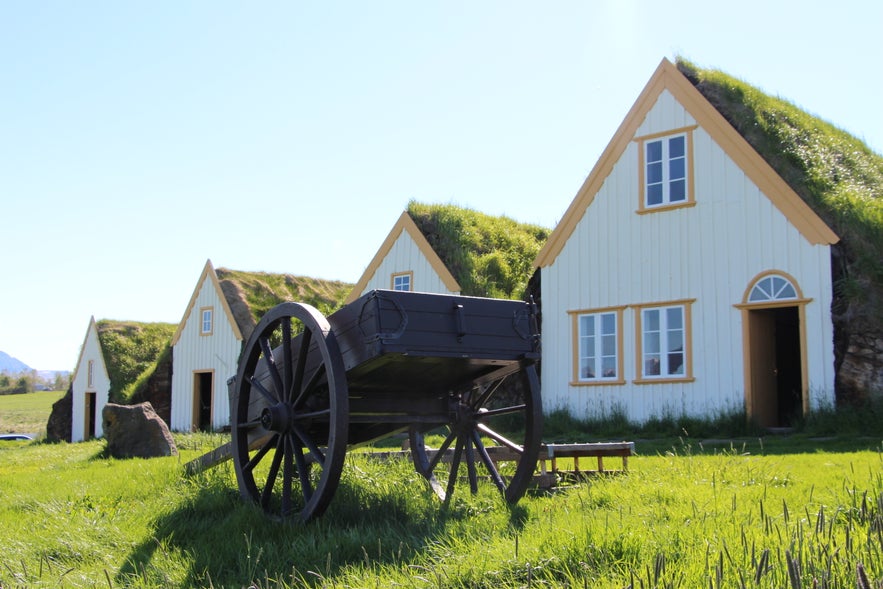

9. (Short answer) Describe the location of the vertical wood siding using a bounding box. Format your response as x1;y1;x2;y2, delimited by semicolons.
70;324;110;442
170;279;242;431
356;230;459;297
542;90;835;422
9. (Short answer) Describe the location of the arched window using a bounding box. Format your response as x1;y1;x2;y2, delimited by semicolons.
747;274;798;302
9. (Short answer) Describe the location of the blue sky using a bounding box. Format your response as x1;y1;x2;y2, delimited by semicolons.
1;1;880;371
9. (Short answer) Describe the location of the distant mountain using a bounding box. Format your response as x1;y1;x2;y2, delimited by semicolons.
0;351;32;373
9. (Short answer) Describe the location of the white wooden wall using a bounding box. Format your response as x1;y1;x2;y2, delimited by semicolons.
70;322;111;442
356;229;460;297
170;278;241;431
541;89;835;422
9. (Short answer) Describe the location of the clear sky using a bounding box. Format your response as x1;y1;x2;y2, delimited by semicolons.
1;1;880;371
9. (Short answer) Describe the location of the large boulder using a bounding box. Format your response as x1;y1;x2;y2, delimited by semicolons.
102;402;178;458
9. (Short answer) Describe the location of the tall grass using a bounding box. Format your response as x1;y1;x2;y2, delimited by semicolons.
1;434;881;588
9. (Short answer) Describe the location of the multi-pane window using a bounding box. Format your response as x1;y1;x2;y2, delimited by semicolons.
87;360;94;388
641;305;686;378
645;134;687;207
392;272;412;292
577;312;618;381
200;308;213;335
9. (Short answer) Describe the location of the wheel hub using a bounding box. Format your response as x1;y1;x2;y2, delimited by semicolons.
261;403;293;433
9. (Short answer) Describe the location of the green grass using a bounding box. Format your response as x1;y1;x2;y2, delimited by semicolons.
1;433;881;588
407;201;550;300
214;269;354;325
0;390;66;435
96;320;178;402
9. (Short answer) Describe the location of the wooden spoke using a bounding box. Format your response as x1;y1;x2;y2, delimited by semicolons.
237;418;264;430
425;429;458;474
292;424;326;469
258;336;284;400
476;423;523;454
281;434;294;516
477;404;527;419
293;362;325;410
290;328;312;403
472;430;507;492
465;434;478;494
292;440;312;504
260;435;285;509
244;434;278;474
444;435;465;503
469;376;507;412
248;376;277;405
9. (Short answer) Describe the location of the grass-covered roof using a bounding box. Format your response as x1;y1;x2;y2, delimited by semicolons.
406;201;550;300
676;58;883;332
95;320;177;402
214;268;354;337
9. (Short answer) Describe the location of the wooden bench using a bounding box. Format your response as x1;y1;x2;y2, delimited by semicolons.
367;440;634;489
538;442;634;476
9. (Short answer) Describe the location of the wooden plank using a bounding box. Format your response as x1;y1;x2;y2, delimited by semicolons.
183;433;273;476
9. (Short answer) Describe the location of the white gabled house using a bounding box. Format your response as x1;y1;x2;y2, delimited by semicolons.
70;316;111;442
534;58;839;427
345;211;461;304
169;260;244;432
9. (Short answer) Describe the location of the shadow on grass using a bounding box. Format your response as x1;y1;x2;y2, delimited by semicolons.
116;457;525;587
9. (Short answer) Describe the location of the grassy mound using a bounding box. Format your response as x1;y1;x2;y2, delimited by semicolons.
407;201;550;300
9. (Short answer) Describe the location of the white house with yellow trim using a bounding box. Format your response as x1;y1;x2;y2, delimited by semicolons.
70;316;111;442
345;211;462;304
169;259;244;431
534;58;839;427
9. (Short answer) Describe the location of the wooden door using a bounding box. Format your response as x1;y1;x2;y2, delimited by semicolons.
748;310;778;428
85;392;97;439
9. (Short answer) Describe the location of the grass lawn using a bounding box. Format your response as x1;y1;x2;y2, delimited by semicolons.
0;390;65;436
1;433;881;588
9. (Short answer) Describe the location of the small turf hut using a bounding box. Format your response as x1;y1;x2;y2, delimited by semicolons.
68;317;177;442
169;260;353;432
346;201;550;304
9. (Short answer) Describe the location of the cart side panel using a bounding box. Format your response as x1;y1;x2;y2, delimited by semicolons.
330;290;539;396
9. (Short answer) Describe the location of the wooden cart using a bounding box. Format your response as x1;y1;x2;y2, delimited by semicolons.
228;289;543;521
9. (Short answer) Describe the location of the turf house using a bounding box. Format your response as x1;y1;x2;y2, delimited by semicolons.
534;58;849;427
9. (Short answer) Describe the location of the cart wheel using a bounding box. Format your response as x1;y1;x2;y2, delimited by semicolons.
409;362;542;504
231;302;348;522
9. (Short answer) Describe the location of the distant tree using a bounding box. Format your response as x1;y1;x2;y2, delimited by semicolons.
53;372;68;391
16;376;30;394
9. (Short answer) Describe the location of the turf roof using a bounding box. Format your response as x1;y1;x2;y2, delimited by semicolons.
406;201;550;300
95;320;177;402
676;58;883;331
214;268;354;337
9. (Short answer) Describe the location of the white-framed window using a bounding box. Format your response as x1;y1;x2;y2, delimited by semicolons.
569;307;625;385
87;360;94;388
200;307;213;336
636;126;696;213
635;300;695;382
391;272;412;292
646;134;686;206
